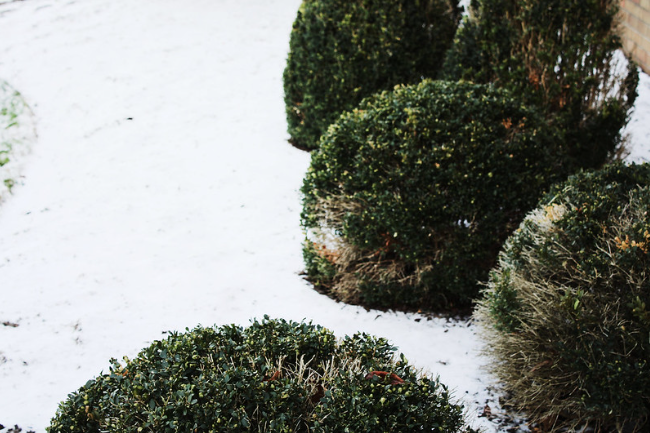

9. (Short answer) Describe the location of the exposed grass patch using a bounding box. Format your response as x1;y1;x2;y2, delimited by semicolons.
0;79;36;202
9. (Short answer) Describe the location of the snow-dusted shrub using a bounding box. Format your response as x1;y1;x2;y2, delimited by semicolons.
301;79;563;311
283;0;460;151
477;163;650;432
48;317;476;433
443;0;638;172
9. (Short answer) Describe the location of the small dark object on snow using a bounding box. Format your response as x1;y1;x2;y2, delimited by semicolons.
480;404;493;419
5;425;35;433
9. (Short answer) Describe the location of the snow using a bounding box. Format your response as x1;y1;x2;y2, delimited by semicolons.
0;0;647;431
626;70;650;163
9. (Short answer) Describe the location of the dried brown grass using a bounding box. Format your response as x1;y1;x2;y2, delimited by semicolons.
307;194;439;304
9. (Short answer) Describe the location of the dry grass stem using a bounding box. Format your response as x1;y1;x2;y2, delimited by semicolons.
307;194;441;303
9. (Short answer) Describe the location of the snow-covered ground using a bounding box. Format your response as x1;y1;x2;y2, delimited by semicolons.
0;1;648;431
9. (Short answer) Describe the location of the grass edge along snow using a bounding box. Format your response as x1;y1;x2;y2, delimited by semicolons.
0;79;36;203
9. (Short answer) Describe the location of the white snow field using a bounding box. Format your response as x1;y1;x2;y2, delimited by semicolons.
0;0;648;431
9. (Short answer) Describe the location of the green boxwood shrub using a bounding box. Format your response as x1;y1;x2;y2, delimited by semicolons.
443;0;638;172
283;0;461;151
301;79;566;311
477;163;650;432
48;317;477;433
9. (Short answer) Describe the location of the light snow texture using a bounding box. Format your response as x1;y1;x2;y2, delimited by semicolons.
625;70;650;163
0;1;647;432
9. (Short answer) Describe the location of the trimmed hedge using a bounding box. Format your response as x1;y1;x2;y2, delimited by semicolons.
477;163;650;432
48;317;477;432
283;0;460;151
301;79;564;311
443;0;638;172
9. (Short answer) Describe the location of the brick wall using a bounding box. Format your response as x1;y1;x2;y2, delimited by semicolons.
620;0;650;73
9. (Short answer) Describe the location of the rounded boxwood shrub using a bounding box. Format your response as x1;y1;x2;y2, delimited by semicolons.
283;0;461;151
477;163;650;431
301;79;565;312
48;317;477;432
443;0;638;173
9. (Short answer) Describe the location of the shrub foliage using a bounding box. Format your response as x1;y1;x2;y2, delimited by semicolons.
283;0;460;151
301;79;564;311
443;0;638;172
48;317;476;432
477;163;650;432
